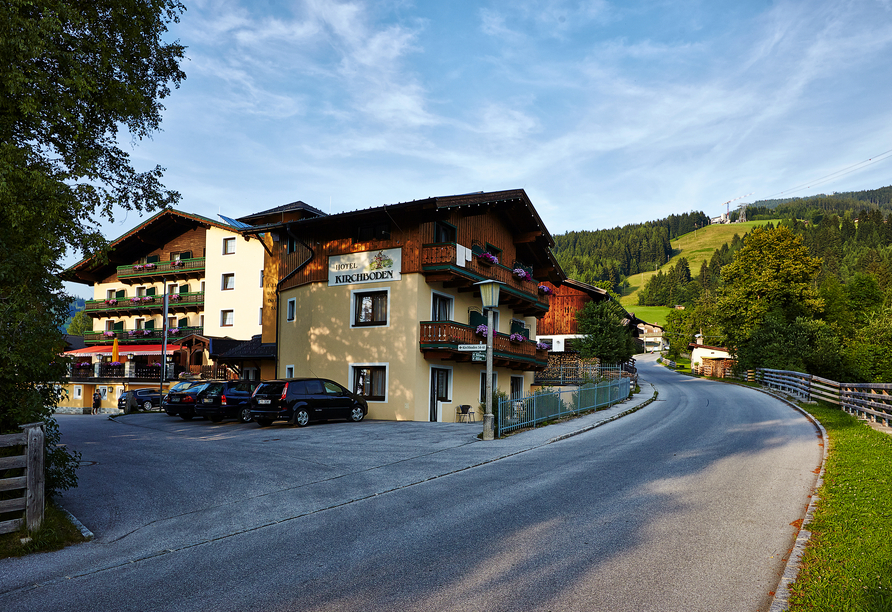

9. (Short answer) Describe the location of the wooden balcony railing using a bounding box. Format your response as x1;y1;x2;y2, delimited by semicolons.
116;257;205;282
83;326;203;344
421;243;549;316
85;292;204;315
419;320;547;370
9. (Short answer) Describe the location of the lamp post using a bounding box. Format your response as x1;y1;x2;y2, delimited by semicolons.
474;280;503;440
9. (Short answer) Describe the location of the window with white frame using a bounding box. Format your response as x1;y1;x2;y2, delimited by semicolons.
433;367;451;402
106;289;115;300
222;273;235;291
221;310;234;327
479;371;498;403
286;298;296;322
260;269;264;287
351;364;387;401
223;237;236;255
352;289;388;327
432;292;453;321
74;385;83;399
285;365;294;378
259;307;263;325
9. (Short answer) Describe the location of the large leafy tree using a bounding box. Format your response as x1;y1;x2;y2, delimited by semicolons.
0;0;185;495
715;226;823;350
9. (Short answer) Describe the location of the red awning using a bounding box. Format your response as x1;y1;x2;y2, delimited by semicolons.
65;344;181;357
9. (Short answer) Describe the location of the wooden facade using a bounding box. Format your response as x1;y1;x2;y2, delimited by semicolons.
536;280;610;336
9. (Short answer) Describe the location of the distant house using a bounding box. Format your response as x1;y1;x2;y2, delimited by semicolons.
689;344;734;378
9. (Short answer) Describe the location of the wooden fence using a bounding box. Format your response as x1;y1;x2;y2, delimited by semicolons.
0;423;45;534
756;368;892;426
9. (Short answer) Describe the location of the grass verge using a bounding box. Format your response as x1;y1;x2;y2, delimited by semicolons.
788;402;892;611
0;502;88;559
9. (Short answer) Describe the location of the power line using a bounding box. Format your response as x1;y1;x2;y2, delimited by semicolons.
761;149;892;201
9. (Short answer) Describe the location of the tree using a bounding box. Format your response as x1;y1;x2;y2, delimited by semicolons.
575;301;636;364
67;309;93;336
0;0;186;496
715;226;823;349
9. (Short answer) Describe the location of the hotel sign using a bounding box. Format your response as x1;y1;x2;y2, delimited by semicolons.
328;248;402;286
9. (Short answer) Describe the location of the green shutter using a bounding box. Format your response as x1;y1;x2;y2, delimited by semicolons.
178;318;188;328
179;284;189;293
469;310;486;328
113;321;124;331
115;289;125;299
146;254;159;263
180;251;192;260
146;287;156;296
145;320;155;330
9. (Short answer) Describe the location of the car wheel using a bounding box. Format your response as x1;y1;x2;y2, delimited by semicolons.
294;409;310;427
255;418;272;427
142;401;153;411
239;407;253;424
349;407;365;422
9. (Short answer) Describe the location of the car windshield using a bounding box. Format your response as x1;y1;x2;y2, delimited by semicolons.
170;381;196;392
204;383;226;397
256;382;286;396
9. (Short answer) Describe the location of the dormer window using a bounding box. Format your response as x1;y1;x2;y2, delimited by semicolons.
357;221;390;242
434;221;456;244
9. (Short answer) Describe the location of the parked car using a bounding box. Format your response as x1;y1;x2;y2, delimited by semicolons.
162;380;202;416
165;381;212;420
249;378;368;427
118;388;162;411
194;380;259;423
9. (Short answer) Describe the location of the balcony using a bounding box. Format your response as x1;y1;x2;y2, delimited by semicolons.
421;244;550;317
419;321;548;371
84;326;204;345
116;257;205;284
85;292;204;317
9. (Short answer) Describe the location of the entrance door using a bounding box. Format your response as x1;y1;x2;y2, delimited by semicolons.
430;367;450;422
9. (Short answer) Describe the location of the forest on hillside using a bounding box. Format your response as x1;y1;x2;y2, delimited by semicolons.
552;211;709;292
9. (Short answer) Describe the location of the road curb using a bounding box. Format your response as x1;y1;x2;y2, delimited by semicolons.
546;382;658;444
59;506;94;541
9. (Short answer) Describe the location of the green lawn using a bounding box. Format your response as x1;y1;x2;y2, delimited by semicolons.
788;403;892;611
624;305;673;326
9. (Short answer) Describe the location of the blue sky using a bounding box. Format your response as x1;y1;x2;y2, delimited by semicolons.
75;0;892;285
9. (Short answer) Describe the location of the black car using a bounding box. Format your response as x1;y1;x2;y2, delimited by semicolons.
194;380;259;423
118;388;162;411
249;378;368;427
165;381;212;420
162;380;202;416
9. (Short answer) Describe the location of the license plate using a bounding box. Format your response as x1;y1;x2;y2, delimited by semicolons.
171;397;180;403
257;399;271;405
203;398;213;403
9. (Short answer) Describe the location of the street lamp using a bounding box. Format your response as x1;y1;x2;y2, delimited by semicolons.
474;279;504;440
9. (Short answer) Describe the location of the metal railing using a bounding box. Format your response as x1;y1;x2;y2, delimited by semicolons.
496;377;630;437
755;368;892;426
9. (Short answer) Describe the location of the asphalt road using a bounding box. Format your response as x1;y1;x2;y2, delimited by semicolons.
0;355;823;611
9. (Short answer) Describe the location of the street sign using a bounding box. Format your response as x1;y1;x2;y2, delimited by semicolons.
472;352;485;362
457;344;486;351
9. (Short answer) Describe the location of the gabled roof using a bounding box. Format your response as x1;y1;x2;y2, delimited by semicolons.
61;208;237;285
215;335;277;361
237;201;327;226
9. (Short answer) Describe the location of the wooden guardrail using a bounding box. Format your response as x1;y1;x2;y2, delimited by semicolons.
0;423;45;534
756;368;891;426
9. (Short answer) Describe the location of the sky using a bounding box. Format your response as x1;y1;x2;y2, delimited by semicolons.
66;0;892;295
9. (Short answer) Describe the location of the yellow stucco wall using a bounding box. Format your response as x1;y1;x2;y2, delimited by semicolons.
277;271;533;422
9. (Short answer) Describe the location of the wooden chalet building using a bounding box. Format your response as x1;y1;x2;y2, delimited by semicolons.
240;189;563;422
58;209;265;412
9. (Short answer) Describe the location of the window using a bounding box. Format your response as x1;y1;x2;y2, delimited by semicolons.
105;320;115;332
98;386;108;400
74;386;83;399
352;365;387;401
199;315;204;328
434;221;456;243
201;281;205;293
432;293;453;322
222;273;235;291
285;365;294;378
433;368;450;402
135;319;144;330
286;298;296;322
485;243;502;258
106;289;115;300
510;376;524;401
260;270;264;287
479;371;498;403
223;237;236;255
167;316;177;329
357;221;390;242
352;290;388;327
136;286;145;297
259;307;263;325
221;310;234;327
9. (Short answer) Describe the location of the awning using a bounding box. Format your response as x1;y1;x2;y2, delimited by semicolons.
65;344;181;357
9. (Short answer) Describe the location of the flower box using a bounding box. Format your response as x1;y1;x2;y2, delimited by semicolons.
144;263;156;270
132;264;144;271
538;285;553;295
475;324;488;338
168;294;181;302
142;296;154;303
103;331;115;337
476;252;498;266
508;332;526;343
536;342;549;351
130;297;142;304
513;268;531;281
170;260;185;268
104;299;118;306
169;328;181;335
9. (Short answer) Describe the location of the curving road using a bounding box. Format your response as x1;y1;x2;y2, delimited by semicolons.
0;354;823;611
